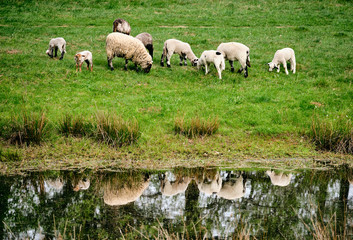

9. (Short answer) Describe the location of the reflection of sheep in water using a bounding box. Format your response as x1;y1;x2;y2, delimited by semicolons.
160;172;191;196
196;169;222;195
266;170;293;187
217;174;246;200
46;178;64;190
73;178;90;191
103;173;150;206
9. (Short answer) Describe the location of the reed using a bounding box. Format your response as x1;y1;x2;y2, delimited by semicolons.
58;114;92;137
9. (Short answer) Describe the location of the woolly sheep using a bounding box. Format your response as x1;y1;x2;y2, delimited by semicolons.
106;32;153;73
135;32;154;59
268;48;296;75
266;171;293;187
160;39;198;67
46;37;66;60
197;50;225;79
74;50;93;72
112;18;131;35
216;42;251;78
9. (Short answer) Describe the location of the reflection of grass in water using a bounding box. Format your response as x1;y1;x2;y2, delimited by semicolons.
102;171;150;191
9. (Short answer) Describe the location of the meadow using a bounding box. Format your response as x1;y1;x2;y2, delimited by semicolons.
0;0;353;172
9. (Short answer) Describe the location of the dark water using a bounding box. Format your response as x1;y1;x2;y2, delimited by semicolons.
0;166;353;239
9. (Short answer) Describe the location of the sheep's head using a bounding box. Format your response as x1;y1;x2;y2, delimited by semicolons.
74;53;82;63
142;60;153;73
46;49;52;57
191;58;198;66
268;62;277;72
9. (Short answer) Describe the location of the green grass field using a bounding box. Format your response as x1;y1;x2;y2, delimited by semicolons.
1;0;353;172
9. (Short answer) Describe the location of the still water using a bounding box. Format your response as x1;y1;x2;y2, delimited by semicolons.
0;166;352;239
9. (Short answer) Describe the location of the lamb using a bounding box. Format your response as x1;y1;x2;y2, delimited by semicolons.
197;50;225;79
112;18;131;35
106;32;153;73
74;50;93;72
216;42;251;78
160;39;198;67
46;37;66;60
135;32;154;59
268;48;296;75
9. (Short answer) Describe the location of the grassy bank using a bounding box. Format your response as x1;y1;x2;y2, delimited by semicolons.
1;0;353;173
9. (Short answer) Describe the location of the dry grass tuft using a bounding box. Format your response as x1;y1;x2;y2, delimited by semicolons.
58;114;91;137
174;116;219;138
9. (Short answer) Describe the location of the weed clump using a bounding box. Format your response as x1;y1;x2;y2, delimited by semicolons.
308;116;353;154
95;112;140;147
174;116;219;138
5;113;48;146
0;147;21;162
59;114;92;137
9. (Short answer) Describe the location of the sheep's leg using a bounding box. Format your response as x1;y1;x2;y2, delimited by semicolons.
277;64;280;73
283;60;288;75
205;63;209;75
91;62;93;72
85;60;90;70
244;66;248;78
229;60;234;72
215;64;222;79
166;52;173;68
179;56;183;66
146;44;153;59
50;48;54;58
107;57;114;71
290;57;296;73
124;59;129;70
54;47;58;57
184;55;187;66
59;51;65;60
160;53;165;67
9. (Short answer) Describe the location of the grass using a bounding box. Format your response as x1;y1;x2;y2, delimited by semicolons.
1;0;353;171
174;116;219;138
58;113;92;137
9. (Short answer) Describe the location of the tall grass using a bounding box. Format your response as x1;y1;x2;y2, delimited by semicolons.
4;113;48;146
308;116;353;154
0;146;21;162
95;112;140;147
58;114;92;137
174;116;219;138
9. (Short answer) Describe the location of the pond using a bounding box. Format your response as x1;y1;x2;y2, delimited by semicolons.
0;166;353;239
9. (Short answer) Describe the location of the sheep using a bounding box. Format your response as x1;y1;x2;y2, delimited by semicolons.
268;48;296;75
135;32;154;59
197;50;225;79
46;37;66;60
266;170;293;187
160;39;198;67
106;32;153;73
74;50;93;72
216;42;251;78
112;18;131;35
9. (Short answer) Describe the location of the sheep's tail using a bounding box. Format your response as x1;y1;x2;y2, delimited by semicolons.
246;50;251;67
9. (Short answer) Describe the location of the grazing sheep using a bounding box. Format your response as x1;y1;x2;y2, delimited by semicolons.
217;175;246;200
160;39;198;67
135;32;154;59
46;37;66;60
216;42;251;78
112;18;131;35
268;48;296;75
74;50;93;72
266;171;293;187
106;32;153;73
160;172;191;196
197;50;225;79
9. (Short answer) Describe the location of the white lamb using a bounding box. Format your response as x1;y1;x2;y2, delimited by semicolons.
46;37;66;60
74;50;93;72
197;50;225;79
268;48;296;75
106;32;153;73
160;39;198;67
216;42;251;78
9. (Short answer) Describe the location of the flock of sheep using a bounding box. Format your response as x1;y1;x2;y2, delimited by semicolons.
46;18;296;78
